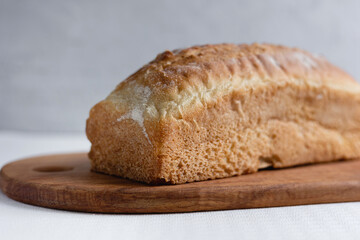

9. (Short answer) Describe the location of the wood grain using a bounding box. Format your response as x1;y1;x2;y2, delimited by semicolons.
1;153;360;213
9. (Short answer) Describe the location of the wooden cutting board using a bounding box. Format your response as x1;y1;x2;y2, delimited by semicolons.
1;153;360;213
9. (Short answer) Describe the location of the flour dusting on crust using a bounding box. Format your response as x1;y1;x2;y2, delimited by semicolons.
117;84;152;144
292;52;317;69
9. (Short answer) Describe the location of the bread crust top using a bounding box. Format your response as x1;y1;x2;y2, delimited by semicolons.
103;43;359;122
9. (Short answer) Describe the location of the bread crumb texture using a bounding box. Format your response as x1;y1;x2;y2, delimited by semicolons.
86;43;360;184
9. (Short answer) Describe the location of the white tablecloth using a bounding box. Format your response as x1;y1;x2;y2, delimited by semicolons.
0;131;359;240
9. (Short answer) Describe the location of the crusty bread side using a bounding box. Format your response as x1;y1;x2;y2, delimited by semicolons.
86;43;360;184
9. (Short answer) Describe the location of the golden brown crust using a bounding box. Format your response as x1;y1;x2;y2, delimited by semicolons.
86;43;360;184
116;43;357;95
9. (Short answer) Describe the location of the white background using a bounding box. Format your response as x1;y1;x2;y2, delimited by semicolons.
1;1;360;239
1;0;359;131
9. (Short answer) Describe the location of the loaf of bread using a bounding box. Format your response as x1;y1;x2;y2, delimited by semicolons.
86;43;360;184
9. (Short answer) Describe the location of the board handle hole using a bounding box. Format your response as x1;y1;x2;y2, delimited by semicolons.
33;166;74;172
